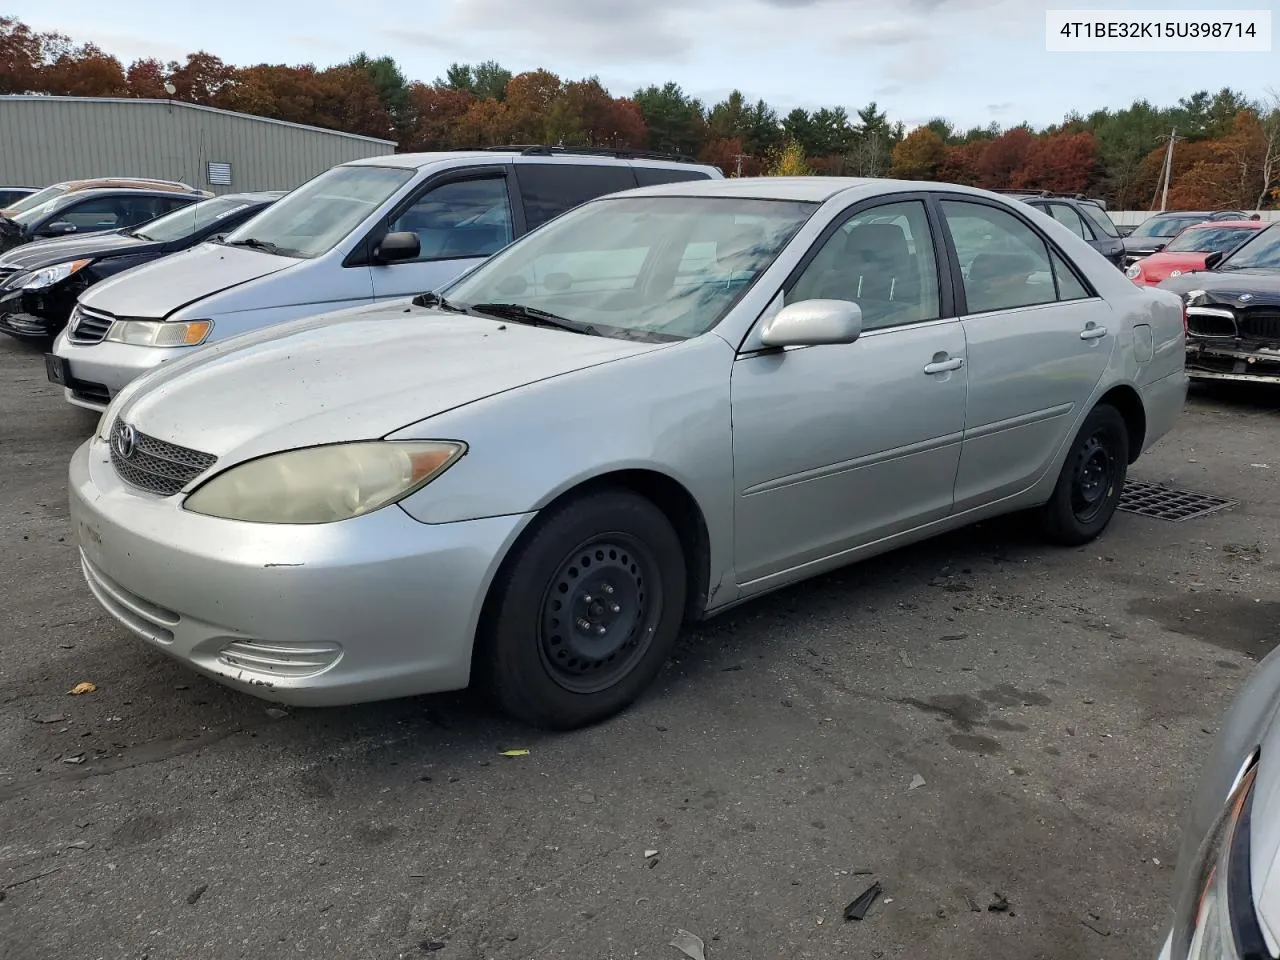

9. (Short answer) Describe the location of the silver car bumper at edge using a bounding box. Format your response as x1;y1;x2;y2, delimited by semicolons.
69;438;532;706
52;330;193;412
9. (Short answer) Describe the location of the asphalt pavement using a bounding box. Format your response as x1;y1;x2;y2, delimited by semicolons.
2;332;1278;960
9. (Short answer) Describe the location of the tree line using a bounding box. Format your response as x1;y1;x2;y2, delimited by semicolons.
2;15;1277;209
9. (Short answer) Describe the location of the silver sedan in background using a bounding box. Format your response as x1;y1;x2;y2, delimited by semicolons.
70;177;1187;729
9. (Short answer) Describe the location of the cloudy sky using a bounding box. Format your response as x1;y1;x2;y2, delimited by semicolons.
9;0;1277;129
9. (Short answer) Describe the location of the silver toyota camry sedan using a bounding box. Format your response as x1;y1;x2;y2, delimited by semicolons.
70;177;1188;729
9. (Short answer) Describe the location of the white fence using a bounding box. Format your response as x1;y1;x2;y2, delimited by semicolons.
1109;209;1280;226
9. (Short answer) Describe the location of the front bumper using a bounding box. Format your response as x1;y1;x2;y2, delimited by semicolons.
69;437;533;706
0;286;74;340
1186;340;1280;384
51;330;190;411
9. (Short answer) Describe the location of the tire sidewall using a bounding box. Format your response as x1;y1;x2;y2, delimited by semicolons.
1048;404;1130;543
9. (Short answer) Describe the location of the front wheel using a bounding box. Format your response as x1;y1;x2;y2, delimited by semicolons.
1040;403;1130;546
477;489;687;730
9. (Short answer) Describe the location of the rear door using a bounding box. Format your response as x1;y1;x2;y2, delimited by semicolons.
937;196;1114;511
367;166;518;300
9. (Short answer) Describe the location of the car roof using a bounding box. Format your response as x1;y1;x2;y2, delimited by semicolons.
1184;219;1266;229
43;187;200;204
343;150;716;171
217;191;286;203
605;176;1030;205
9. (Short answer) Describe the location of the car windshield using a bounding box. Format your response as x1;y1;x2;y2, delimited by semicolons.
1131;214;1201;238
5;184;68;215
219;165;414;259
1164;225;1259;254
10;194;77;227
1077;202;1119;238
132;196;256;243
1218;224;1280;271
440;196;817;341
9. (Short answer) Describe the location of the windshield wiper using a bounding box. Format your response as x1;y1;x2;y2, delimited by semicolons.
223;237;290;256
468;302;602;337
128;230;152;241
411;290;467;312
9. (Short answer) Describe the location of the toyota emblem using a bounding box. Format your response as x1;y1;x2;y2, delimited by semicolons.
113;424;137;460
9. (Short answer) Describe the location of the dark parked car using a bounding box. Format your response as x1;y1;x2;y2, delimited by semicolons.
0;188;203;254
1158;223;1280;383
0;191;282;342
0;186;36;208
1123;210;1250;266
1005;191;1126;267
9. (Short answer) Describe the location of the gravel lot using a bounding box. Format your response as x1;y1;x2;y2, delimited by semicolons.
2;332;1278;960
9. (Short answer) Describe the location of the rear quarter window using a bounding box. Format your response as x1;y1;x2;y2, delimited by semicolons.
633;166;713;187
515;163;638;231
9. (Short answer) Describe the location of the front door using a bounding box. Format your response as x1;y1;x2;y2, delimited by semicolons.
369;173;516;300
730;197;968;589
937;197;1115;511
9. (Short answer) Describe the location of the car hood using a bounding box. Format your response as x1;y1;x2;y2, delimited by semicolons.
80;242;297;320
1158;269;1280;305
0;230;151;270
114;303;668;468
1130;252;1209;283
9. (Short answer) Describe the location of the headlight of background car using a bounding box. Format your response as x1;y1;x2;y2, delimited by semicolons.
105;319;212;347
1170;753;1268;960
16;258;93;290
1125;264;1142;279
183;441;466;524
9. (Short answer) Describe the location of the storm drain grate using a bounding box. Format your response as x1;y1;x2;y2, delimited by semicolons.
1118;479;1238;522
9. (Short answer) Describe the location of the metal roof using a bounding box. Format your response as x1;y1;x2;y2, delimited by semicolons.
0;95;397;146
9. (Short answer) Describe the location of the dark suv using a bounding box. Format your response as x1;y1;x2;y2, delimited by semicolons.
0;187;203;254
1002;191;1125;268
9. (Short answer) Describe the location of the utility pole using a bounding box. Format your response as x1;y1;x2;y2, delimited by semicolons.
1152;128;1185;211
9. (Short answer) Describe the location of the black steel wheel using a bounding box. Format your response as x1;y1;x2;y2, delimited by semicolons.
477;488;687;729
1041;403;1130;545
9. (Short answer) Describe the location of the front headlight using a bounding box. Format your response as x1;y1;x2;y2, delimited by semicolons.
105;319;212;347
1171;754;1267;959
1126;263;1142;279
19;258;94;290
183;440;466;524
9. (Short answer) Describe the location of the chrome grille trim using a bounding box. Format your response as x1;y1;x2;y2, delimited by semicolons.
68;305;115;344
108;419;217;495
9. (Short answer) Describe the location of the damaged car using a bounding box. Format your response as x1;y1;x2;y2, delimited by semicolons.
1160;224;1280;384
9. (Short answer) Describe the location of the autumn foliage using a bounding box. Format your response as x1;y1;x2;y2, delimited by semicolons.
2;14;1277;208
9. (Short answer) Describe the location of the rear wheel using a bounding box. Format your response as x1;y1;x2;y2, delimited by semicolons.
477;489;686;730
1040;403;1130;546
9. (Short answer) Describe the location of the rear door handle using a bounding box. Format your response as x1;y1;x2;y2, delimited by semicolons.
1080;325;1108;340
923;357;964;374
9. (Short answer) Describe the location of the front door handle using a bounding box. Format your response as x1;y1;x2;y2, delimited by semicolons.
1080;324;1108;340
923;357;964;374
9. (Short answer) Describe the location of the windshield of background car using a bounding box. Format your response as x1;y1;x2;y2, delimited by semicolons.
1132;215;1200;238
5;184;68;215
1077;202;1119;238
134;196;256;243
1164;225;1259;254
10;194;79;228
441;195;818;341
1218;224;1280;271
220;165;415;259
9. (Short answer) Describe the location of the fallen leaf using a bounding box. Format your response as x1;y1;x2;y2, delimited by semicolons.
645;849;659;858
61;753;85;765
669;928;705;960
909;774;926;790
68;682;97;696
499;749;530;757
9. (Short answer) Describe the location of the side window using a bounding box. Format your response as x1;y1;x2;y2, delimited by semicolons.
121;196;164;226
787;199;941;331
387;177;513;261
515;163;637;230
1050;248;1091;301
1047;203;1089;240
634;166;712;187
158;197;193;214
941;200;1058;314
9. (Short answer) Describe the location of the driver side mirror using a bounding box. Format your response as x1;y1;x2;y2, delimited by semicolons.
375;231;421;263
45;221;77;235
759;299;863;348
1204;250;1225;269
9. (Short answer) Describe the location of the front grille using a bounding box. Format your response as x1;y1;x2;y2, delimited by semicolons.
68;306;114;344
1187;310;1236;338
108;418;217;495
1237;308;1280;342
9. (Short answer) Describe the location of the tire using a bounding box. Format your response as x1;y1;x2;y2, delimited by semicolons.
477;489;687;730
1040;403;1130;546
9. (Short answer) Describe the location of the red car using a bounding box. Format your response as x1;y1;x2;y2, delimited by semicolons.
1125;219;1268;286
